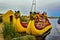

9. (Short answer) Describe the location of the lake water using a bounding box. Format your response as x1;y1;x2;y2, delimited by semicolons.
46;18;60;40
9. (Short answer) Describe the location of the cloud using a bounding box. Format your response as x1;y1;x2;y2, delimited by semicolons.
0;0;60;16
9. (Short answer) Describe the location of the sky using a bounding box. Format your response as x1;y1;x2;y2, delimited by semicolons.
0;0;60;16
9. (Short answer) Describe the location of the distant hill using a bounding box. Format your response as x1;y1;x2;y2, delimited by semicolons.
48;16;59;18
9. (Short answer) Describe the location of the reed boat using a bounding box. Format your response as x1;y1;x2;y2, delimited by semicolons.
26;12;52;36
30;20;52;36
14;11;31;33
16;18;31;32
15;11;52;36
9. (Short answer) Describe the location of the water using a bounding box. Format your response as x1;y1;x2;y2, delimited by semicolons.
46;18;60;40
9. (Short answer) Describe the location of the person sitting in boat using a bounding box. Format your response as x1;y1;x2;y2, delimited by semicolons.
42;12;50;26
34;12;41;22
35;13;46;29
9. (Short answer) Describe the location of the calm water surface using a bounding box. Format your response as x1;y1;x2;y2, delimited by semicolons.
46;18;60;40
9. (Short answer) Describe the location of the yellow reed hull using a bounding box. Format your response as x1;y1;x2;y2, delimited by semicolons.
16;18;31;33
30;20;52;36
